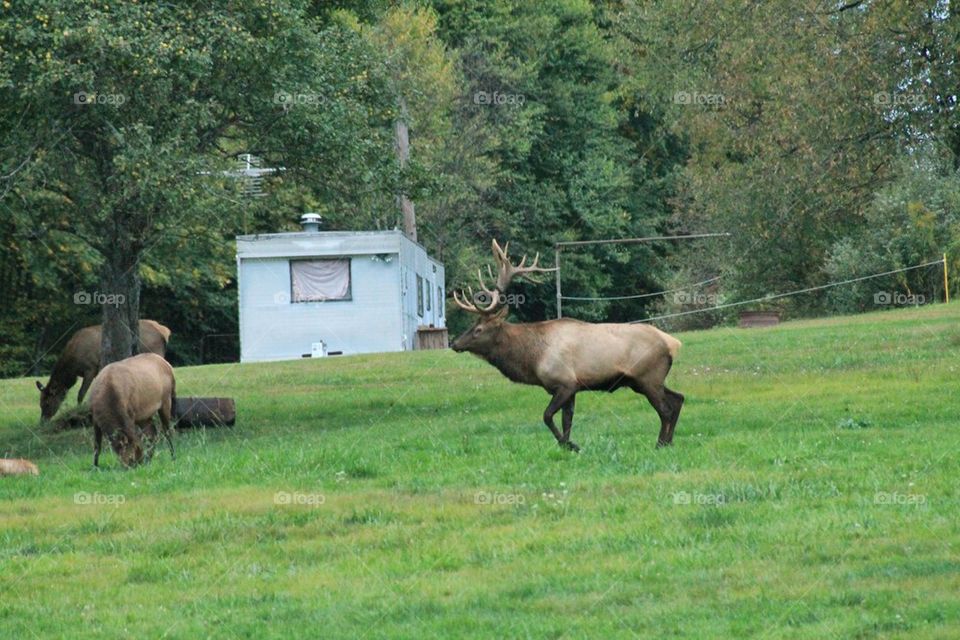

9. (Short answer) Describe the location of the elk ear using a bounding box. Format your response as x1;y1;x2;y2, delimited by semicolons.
36;381;44;392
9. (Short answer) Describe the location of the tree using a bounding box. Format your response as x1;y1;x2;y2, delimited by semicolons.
616;1;958;317
365;5;458;242
0;0;396;365
432;0;669;325
825;146;960;312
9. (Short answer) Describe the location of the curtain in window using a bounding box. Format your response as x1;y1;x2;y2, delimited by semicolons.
291;259;350;302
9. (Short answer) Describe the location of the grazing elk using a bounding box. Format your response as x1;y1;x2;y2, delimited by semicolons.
36;319;171;421
88;353;176;467
451;240;684;451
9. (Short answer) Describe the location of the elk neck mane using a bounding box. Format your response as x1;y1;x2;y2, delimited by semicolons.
479;320;548;385
46;350;80;391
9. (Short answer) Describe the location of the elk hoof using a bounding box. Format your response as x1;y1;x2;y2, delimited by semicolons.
656;440;673;448
560;440;580;453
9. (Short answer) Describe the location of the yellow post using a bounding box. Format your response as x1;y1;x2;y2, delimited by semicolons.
944;253;950;304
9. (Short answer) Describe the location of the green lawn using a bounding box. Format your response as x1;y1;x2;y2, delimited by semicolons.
1;304;959;639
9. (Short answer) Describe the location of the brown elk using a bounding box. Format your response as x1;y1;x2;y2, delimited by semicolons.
36;319;171;421
451;240;684;451
0;459;40;476
88;353;176;467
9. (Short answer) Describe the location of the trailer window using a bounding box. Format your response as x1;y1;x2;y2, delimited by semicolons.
416;275;424;317
290;259;351;302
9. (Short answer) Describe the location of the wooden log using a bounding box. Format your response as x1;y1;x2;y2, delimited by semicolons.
174;397;236;428
50;397;237;431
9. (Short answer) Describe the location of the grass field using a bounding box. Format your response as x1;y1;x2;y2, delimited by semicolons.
1;303;959;639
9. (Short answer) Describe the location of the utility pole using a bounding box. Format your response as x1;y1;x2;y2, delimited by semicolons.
394;99;416;242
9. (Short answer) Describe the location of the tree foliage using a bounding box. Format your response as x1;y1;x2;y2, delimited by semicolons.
0;0;957;375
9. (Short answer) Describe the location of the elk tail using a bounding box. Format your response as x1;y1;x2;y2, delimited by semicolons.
652;327;682;359
154;322;172;344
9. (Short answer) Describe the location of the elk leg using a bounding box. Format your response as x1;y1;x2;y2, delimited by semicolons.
665;388;684;443
139;418;157;461
93;424;103;467
561;394;578;452
638;384;674;448
77;374;94;404
544;388;579;452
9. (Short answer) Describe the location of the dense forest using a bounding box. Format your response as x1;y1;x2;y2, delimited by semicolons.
1;0;957;376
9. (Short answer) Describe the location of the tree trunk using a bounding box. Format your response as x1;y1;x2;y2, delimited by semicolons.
99;236;142;368
393;105;417;242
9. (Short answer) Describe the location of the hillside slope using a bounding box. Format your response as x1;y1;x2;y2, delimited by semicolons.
1;304;958;638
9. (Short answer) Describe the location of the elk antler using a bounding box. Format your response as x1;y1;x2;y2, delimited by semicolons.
452;239;556;314
489;239;555;292
452;275;500;314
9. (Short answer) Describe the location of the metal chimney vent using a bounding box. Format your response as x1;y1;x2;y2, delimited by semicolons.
300;213;322;233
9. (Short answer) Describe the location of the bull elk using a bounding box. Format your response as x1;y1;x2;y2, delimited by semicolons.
451;240;684;451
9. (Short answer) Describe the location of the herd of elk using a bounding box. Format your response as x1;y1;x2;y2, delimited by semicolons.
27;320;174;468
36;319;171;421
451;240;684;451
12;239;680;470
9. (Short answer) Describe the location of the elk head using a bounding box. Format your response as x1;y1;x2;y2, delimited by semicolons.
451;239;554;354
36;380;65;421
110;431;144;467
